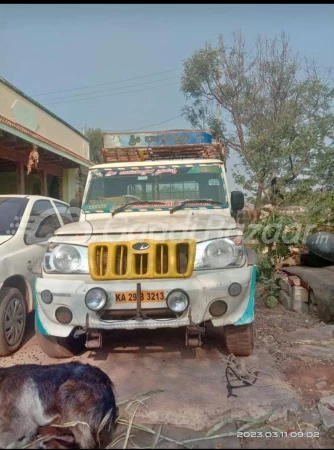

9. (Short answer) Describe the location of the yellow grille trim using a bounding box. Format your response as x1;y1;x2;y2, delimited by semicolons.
88;239;196;280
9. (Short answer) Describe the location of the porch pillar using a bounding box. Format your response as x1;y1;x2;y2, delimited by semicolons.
62;168;78;203
16;162;25;194
40;170;47;196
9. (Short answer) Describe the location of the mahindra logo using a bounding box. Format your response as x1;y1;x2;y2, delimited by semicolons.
132;242;150;251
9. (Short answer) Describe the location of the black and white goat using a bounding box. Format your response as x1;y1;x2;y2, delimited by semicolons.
0;362;117;449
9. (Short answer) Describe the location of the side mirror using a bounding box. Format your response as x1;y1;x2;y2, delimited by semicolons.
69;199;82;222
70;198;82;209
231;191;244;212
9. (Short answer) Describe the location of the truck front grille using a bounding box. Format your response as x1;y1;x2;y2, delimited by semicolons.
89;239;196;280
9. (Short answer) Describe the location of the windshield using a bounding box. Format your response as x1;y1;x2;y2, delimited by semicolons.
0;197;28;235
83;164;228;213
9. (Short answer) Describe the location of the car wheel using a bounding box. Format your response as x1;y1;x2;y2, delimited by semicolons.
224;323;254;356
0;287;27;357
35;324;84;359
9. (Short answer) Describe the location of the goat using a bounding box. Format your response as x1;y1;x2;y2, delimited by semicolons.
0;362;117;449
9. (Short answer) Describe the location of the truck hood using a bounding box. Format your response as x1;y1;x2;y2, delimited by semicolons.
0;235;13;246
55;211;238;236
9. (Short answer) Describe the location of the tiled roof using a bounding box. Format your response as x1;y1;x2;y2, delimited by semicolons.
0;114;92;167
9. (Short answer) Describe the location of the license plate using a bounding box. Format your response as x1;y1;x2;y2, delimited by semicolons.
115;291;165;303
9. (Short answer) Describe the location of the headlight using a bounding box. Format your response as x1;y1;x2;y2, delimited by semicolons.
85;288;107;311
166;289;189;313
44;244;89;274
194;238;245;270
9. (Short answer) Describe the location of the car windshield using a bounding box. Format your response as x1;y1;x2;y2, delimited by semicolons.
0;197;29;235
83;164;229;213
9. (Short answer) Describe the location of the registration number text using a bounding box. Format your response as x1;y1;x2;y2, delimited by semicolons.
115;291;165;303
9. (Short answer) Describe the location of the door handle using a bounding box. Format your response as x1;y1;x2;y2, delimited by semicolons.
27;260;33;271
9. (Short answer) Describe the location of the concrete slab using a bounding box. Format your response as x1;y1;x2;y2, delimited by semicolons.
287;345;334;361
275;325;334;344
1;318;300;432
318;396;334;430
299;408;321;427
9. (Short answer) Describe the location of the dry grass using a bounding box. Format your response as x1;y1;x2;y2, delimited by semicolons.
20;389;280;449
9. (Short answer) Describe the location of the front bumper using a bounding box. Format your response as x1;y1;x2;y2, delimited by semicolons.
35;266;256;338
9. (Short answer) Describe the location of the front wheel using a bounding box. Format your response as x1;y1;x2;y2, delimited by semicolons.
223;323;254;356
35;326;84;359
0;287;27;357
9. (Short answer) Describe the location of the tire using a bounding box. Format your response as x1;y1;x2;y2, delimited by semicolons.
224;323;254;357
0;287;27;357
35;325;84;359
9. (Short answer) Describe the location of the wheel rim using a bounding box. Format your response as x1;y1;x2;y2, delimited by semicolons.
4;297;25;346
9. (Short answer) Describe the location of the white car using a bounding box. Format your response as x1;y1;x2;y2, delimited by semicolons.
0;195;73;356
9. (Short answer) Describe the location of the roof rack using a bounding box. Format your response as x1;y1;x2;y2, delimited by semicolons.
101;142;226;163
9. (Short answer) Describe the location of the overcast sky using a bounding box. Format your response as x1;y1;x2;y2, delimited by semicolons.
1;4;334;190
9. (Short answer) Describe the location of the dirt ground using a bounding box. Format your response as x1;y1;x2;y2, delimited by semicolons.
2;285;334;449
255;286;334;409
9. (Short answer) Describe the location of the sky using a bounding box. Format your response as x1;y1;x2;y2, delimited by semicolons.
1;3;334;190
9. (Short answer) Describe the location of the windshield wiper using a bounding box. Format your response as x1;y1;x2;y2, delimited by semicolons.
170;199;227;214
112;200;168;217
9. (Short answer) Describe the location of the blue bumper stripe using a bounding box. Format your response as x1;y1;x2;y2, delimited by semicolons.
234;265;257;325
33;278;49;335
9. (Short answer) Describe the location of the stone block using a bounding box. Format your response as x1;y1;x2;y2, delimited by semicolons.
279;290;293;310
292;299;309;314
279;277;293;296
293;286;309;303
289;275;301;286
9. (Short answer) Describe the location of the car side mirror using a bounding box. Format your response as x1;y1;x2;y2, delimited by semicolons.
70;199;82;222
231;191;244;212
70;198;82;209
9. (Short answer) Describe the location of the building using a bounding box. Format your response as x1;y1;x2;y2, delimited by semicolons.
0;77;92;202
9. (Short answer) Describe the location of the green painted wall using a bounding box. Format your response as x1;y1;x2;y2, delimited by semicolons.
0;172;17;194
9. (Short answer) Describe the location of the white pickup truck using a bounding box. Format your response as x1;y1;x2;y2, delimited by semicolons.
34;130;258;358
0;195;73;356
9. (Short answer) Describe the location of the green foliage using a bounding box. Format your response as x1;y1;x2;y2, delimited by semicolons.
75;166;88;200
261;274;282;308
245;210;303;308
300;190;334;234
181;100;225;140
246;210;303;260
257;253;275;281
266;295;279;309
84;127;104;164
74;127;103;199
181;31;334;212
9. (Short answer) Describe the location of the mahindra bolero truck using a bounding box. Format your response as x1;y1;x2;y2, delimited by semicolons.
34;130;257;358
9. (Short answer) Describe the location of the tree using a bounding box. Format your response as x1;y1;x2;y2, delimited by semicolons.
84;127;104;164
181;31;334;219
75;127;104;199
